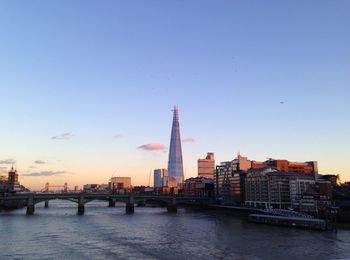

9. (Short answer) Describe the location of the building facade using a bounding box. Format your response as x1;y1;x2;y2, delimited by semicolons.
215;155;250;204
167;106;184;187
245;167;315;209
251;159;318;175
83;184;108;192
183;177;214;198
198;152;215;179
110;177;132;191
153;169;168;188
0;166;21;193
214;154;319;205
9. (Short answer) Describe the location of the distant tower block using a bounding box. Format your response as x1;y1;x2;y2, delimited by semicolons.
167;106;184;187
198;153;215;178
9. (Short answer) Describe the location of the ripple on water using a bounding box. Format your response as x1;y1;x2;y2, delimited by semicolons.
1;202;350;259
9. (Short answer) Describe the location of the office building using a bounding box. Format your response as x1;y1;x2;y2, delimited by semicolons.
154;169;168;188
251;159;318;175
245;167;315;209
183;177;214;198
167;106;184;187
215;154;320;202
110;177;132;190
215;154;250;204
198;152;215;178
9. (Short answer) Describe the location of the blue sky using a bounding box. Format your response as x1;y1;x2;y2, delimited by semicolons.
0;1;349;189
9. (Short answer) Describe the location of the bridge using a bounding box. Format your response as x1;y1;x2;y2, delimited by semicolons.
0;193;211;215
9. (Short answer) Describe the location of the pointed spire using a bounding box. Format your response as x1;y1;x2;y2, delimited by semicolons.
172;105;179;122
167;105;184;188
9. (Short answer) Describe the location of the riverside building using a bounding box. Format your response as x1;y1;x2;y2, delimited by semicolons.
198;152;215;179
183;177;214;198
0;166;21;193
244;167;315;209
215;154;319;205
110;177;132;191
215;154;251;204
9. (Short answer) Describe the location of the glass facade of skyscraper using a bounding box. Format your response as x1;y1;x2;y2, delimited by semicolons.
167;106;184;187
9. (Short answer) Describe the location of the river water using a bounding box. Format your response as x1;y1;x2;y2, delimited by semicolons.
0;201;350;260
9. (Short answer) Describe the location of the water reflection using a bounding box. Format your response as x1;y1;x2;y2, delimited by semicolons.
0;201;349;259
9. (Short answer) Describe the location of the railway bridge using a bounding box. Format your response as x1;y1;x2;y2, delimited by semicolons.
0;192;210;215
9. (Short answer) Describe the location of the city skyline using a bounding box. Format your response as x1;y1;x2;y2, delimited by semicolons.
0;1;349;190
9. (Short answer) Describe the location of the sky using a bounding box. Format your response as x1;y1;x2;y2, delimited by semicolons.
0;1;349;190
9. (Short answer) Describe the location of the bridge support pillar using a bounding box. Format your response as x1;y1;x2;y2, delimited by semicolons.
126;196;135;214
26;195;35;215
27;205;35;215
108;199;116;207
44;200;49;208
167;197;177;213
78;205;85;215
78;196;85;215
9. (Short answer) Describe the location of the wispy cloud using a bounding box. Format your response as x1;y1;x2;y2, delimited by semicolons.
182;137;195;143
138;143;166;152
34;160;46;164
51;133;74;140
22;171;67;177
0;159;16;165
28;166;37;169
113;134;122;139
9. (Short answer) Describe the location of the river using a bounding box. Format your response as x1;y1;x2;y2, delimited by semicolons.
0;201;349;259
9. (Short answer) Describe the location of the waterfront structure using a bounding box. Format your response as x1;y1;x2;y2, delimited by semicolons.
167;106;184;187
244;167;315;209
153;169;168;188
183;177;214;198
198;152;215;178
8;166;21;192
110;177;132;191
215;154;251;204
215;154;320;204
215;155;319;176
0;166;21;193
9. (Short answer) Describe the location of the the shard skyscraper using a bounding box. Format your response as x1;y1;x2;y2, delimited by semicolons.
167;106;184;187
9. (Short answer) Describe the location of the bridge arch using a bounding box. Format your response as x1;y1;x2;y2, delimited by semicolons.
135;198;170;207
84;198;128;205
34;197;79;206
